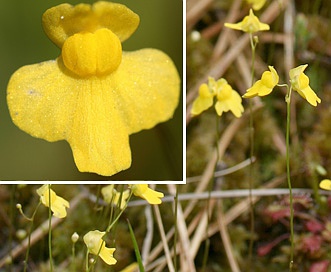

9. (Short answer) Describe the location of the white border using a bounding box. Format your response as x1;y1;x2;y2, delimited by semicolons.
2;0;186;185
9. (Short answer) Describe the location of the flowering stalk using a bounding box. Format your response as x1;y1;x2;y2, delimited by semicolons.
48;185;54;272
247;32;257;268
17;202;41;272
285;86;294;270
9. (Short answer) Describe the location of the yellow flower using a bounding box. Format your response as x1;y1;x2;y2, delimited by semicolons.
129;184;164;204
224;9;270;33
246;0;267;10
320;179;331;190
83;230;117;265
101;185;130;209
36;185;69;218
289;64;321;106
243;66;279;98
214;78;244;118
191;77;244;118
191;83;214;116
7;2;180;176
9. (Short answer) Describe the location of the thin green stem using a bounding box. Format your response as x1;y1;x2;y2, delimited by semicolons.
248;33;257;269
48;185;54;272
173;185;178;272
23;202;41;272
202;116;220;271
286;87;294;271
85;250;89;271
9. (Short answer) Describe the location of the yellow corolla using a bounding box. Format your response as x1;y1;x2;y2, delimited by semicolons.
129;184;164;204
224;9;269;33
214;78;244;118
191;77;244;118
243;66;279;98
36;185;70;218
289;64;321;106
246;0;267;10
7;2;180;176
83;230;117;265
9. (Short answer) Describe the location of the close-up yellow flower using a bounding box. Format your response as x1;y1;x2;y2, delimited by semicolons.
83;230;117;265
6;1;180;177
224;9;270;33
129;184;164;204
246;0;267;10
36;185;70;218
101;185;130;209
243;66;279;98
191;77;244;118
289;64;321;106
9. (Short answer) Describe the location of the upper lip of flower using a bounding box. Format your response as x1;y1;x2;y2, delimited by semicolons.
42;1;140;48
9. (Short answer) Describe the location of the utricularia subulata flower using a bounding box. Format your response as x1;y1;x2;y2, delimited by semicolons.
224;9;269;33
243;64;321;106
289;64;321;106
36;185;70;218
191;77;244;118
84;230;117;265
243;66;279;98
7;1;180;176
129;184;164;204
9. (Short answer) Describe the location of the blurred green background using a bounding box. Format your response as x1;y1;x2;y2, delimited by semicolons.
0;0;183;181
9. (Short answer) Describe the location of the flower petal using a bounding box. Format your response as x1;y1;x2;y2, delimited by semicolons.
83;230;117;265
243;80;272;98
130;184;164;204
111;49;180;134
215;90;243;118
42;2;140;47
224;22;244;31
7;48;179;176
247;0;267;10
319;179;331;190
7;59;131;176
191;83;213;116
297;86;321;106
99;246;117;265
36;185;70;218
289;64;308;80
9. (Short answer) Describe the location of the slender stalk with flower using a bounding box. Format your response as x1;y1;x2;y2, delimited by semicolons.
243;64;321;270
191;77;244;267
225;8;269;265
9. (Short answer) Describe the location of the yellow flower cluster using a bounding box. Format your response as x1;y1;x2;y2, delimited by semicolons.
191;77;244;118
243;64;321;106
